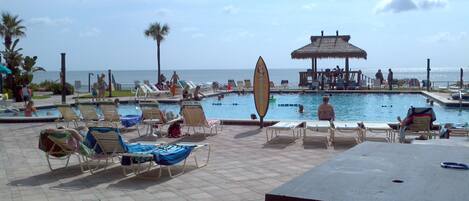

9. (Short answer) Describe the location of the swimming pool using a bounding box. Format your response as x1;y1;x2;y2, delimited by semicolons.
158;93;468;124
1;93;468;124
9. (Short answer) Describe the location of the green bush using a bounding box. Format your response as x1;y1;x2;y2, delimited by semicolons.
38;80;56;91
50;82;74;95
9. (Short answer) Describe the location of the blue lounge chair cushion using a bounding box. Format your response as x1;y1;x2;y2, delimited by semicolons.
120;115;141;128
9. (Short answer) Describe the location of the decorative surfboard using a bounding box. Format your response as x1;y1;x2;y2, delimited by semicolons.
253;56;270;128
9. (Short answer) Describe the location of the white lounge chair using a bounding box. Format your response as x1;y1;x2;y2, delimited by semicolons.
360;122;395;143
98;102;121;127
303;121;331;146
78;103;101;127
330;121;361;146
266;121;303;142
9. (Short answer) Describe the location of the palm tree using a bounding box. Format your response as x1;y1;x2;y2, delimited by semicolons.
0;12;26;50
144;22;169;84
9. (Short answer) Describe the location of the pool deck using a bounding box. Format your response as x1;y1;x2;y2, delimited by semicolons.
422;91;469;107
0;123;350;201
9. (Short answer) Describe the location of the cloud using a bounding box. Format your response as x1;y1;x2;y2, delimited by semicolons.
302;3;317;10
155;8;171;17
79;27;101;37
374;0;448;13
420;31;467;43
28;17;72;26
419;0;447;10
223;5;239;14
374;0;417;13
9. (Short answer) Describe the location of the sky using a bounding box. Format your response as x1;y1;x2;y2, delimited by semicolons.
2;0;469;71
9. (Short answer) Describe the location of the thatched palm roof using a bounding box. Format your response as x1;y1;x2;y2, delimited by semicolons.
291;33;367;59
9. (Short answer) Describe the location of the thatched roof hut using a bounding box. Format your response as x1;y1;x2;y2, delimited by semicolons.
291;34;367;59
291;31;367;87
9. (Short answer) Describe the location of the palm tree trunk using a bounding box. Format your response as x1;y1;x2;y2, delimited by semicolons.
157;41;161;84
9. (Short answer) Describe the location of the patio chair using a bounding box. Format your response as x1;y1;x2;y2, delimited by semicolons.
181;101;221;136
266;121;303;142
398;107;437;142
303;121;331;146
78;103;101;127
360;122;395;143
98;102;121;127
39;128;94;172
56;104;80;128
237;81;245;91
87;127;210;177
140;102;167;137
244;79;252;89
329;121;361;146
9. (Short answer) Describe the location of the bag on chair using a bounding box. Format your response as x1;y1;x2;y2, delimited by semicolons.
168;123;181;138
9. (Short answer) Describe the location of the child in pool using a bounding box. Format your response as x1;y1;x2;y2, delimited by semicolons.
24;101;37;117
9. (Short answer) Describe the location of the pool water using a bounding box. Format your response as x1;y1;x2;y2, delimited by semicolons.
1;93;468;124
159;93;468;124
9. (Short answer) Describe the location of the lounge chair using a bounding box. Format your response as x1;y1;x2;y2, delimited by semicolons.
78;103;101;126
98;102;121;127
140;102;167;137
303;121;331;146
87;127;210;177
360;122;395;143
244;79;252;89
330;121;361;145
236;81;244;91
266;121;303;142
39;128;94;172
181;101;221;136
227;79;237;89
56;104;80;128
398;107;437;142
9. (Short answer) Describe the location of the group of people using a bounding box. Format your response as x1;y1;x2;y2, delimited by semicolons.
375;68;394;90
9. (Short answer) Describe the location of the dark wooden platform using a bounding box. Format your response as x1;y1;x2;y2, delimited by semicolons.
266;142;469;201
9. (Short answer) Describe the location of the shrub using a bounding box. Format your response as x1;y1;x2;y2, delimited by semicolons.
50;82;74;95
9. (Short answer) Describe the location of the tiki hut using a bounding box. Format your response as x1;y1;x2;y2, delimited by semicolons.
291;31;367;87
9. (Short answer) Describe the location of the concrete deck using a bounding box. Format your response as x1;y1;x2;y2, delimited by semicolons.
0;123;351;201
422;91;469;107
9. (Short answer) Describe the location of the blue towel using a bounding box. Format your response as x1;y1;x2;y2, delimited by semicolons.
120;115;141;128
152;144;195;166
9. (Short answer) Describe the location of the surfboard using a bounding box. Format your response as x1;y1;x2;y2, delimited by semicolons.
253;56;270;128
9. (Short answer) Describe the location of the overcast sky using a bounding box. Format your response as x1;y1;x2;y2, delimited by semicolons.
2;0;468;71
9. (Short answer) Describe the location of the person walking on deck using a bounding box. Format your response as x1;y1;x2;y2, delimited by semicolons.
388;69;393;90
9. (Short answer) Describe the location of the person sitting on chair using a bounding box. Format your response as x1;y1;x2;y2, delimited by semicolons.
317;95;335;121
397;107;436;142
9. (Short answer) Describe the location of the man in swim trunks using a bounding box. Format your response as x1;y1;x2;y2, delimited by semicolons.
317;95;335;121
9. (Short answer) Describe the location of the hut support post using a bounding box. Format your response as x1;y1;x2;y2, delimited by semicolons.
108;69;112;97
345;57;349;88
426;59;431;91
60;53;66;104
460;68;464;89
314;58;317;80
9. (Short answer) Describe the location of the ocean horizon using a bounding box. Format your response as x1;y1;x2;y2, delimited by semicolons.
33;68;468;88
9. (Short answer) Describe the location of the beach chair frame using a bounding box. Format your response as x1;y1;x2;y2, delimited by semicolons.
98;102;121;128
44;132;92;173
78;103;101;127
265;121;303;142
140;103;166;137
181;102;221;136
56;104;80;128
329;121;361;146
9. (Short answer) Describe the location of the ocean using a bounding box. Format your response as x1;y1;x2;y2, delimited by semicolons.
32;68;468;92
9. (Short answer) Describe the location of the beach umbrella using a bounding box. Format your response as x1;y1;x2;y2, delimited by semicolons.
0;64;11;94
0;64;11;75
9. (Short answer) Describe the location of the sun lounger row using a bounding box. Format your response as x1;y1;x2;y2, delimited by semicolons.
266;120;396;146
39;127;210;178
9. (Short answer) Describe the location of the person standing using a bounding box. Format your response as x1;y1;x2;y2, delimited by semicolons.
387;68;393;90
171;71;180;85
21;84;31;106
317;95;335;121
97;73;106;100
375;69;384;85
